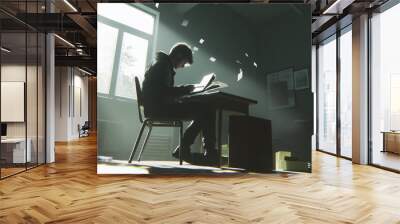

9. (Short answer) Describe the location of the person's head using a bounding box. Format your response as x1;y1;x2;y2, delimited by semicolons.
169;43;193;69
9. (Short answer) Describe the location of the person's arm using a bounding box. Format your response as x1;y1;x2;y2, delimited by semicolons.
152;63;193;97
168;84;194;96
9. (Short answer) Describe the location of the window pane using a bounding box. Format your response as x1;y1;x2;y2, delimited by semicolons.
390;74;400;129
98;3;154;35
340;29;352;158
318;37;337;154
97;22;118;94
1;32;27;177
371;3;400;171
312;45;317;150
115;32;148;99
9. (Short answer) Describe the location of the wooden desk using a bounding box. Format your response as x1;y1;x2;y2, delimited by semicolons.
1;138;31;164
181;91;258;167
382;131;400;154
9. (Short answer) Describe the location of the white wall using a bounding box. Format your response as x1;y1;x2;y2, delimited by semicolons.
1;65;26;141
1;63;46;164
72;73;89;138
1;65;38;137
55;66;69;141
55;67;89;141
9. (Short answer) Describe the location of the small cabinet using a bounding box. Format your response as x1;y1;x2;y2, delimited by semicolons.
382;132;400;154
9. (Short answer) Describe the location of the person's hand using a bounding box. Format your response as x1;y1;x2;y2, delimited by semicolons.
185;84;195;92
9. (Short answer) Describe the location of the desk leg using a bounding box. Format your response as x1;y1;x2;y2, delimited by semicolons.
217;109;222;168
382;133;386;152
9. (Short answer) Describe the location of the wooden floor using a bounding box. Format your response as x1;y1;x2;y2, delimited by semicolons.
372;150;400;171
1;163;44;178
0;167;26;178
1;135;400;223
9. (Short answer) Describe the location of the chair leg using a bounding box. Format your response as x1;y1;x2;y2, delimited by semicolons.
128;121;146;163
179;122;183;165
138;125;152;162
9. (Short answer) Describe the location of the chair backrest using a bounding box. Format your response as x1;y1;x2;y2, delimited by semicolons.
135;76;144;123
82;121;90;129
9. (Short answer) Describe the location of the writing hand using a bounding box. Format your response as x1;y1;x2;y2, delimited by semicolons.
186;84;195;92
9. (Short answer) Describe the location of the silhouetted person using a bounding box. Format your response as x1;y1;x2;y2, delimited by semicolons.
142;43;217;165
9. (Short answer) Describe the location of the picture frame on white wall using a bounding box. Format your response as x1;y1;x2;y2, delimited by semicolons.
1;81;25;122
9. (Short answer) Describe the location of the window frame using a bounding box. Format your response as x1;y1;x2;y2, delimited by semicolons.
97;3;159;102
315;24;353;161
316;34;338;156
338;25;353;158
0;1;47;180
368;0;400;172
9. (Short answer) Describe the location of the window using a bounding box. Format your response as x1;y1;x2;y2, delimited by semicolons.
0;1;46;179
390;74;400;130
115;33;149;99
316;27;353;158
371;2;400;171
339;27;352;158
312;45;317;150
317;35;337;154
97;22;118;94
97;4;156;100
98;4;154;35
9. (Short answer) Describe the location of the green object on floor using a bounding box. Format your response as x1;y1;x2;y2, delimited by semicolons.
275;151;291;171
221;144;229;158
221;144;229;166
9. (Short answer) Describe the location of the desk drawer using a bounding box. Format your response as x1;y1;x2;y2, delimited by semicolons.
13;141;31;163
0;140;32;164
0;147;14;164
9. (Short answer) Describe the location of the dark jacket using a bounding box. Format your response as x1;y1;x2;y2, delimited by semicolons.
142;52;191;115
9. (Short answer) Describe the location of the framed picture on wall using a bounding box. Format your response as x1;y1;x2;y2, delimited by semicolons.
1;82;25;122
294;68;309;90
266;68;295;110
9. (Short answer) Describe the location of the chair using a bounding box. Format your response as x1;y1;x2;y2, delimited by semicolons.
128;77;184;165
78;121;90;138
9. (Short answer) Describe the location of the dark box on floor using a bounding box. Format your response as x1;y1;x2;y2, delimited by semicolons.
229;116;272;172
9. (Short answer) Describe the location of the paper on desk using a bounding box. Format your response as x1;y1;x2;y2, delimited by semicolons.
205;80;228;91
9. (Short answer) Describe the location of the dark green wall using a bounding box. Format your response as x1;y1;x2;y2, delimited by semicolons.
254;5;313;171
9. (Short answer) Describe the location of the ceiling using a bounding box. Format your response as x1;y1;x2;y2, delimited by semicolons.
311;0;390;43
0;0;98;74
1;0;396;73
